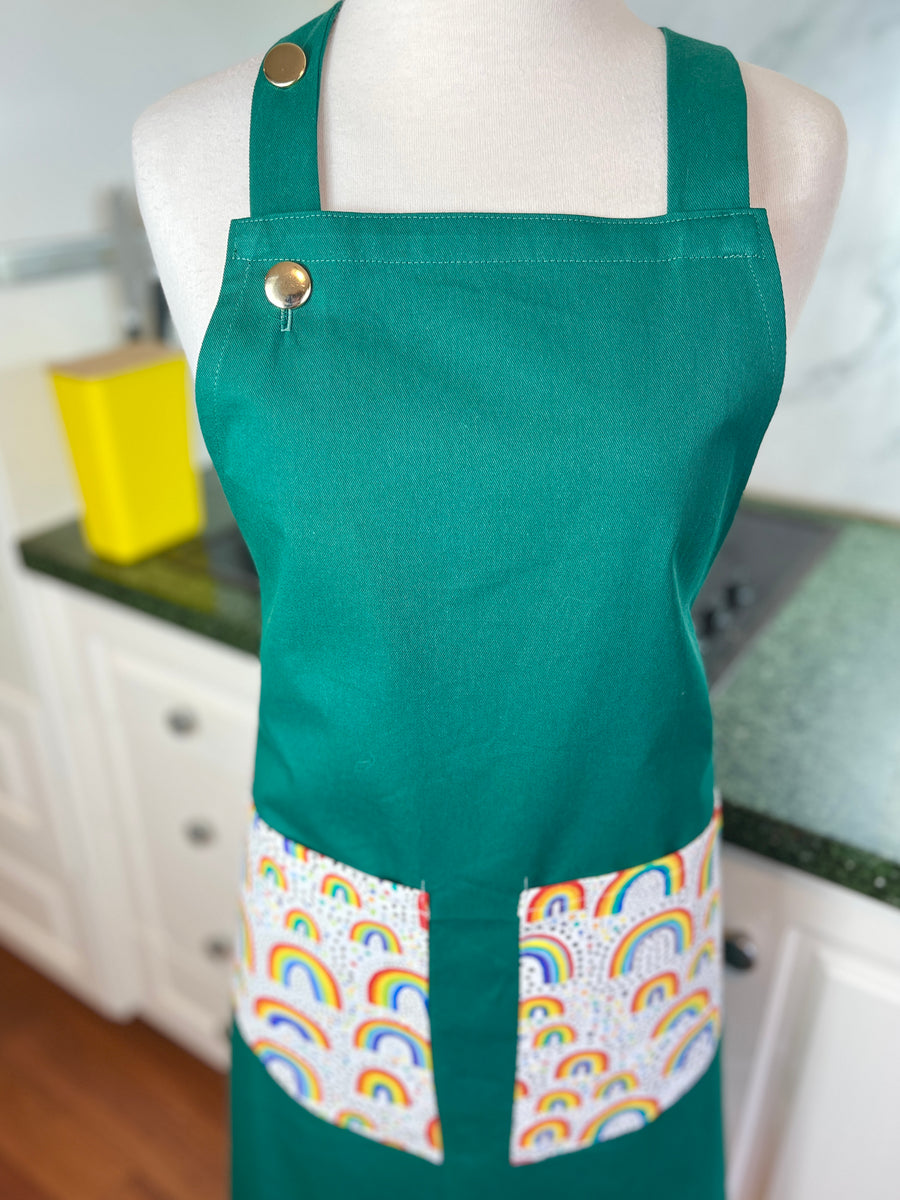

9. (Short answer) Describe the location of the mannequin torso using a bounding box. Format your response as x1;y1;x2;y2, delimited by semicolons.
133;0;847;379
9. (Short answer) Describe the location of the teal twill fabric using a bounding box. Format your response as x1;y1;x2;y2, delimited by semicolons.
194;3;786;1196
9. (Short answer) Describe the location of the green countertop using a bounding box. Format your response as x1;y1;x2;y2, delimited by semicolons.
710;502;900;910
18;468;261;655
17;470;900;910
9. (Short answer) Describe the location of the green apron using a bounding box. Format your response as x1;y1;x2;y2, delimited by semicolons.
194;3;786;1196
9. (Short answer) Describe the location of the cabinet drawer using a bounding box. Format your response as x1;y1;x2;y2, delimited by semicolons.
100;649;256;959
109;648;257;780
721;845;785;1146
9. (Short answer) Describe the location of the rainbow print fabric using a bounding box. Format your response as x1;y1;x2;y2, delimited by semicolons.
234;805;442;1163
510;793;724;1165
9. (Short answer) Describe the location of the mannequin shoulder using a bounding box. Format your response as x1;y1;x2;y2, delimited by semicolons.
736;58;848;335
132;54;262;216
131;54;262;378
738;59;848;205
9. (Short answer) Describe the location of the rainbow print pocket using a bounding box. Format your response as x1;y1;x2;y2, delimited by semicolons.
510;795;723;1165
233;805;442;1163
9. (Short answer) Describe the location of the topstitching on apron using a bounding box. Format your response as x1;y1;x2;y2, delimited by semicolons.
193;3;787;1197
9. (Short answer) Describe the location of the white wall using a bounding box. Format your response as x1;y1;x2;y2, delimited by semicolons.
640;0;899;518
1;0;896;529
0;1;323;534
3;0;323;244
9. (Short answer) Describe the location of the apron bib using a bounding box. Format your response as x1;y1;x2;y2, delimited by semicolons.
194;4;786;1196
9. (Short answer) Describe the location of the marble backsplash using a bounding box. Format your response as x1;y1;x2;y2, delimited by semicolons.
640;0;898;522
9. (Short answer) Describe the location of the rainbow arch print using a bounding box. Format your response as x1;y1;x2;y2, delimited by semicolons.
356;1067;411;1106
526;880;585;922
703;889;721;929
368;967;429;1013
353;1018;433;1069
532;1023;576;1049
662;1007;721;1077
593;1071;639;1102
697;808;723;897
335;1109;374;1132
519;995;565;1022
687;937;718;979
555;1050;609;1079
579;1096;660;1144
253;997;330;1048
631;970;679;1013
350;920;402;954
536;1089;581;1113
651;989;711;1040
285;908;321;941
237;806;443;1166
519;934;574;984
321;873;362;906
509;803;727;1167
239;902;254;974
519;1118;570;1149
252;1040;323;1101
269;943;342;1007
426;1115;443;1152
258;856;287;890
608;908;693;977
282;835;308;861
595;853;685;916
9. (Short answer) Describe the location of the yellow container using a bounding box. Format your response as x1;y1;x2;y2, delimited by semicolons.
48;340;206;564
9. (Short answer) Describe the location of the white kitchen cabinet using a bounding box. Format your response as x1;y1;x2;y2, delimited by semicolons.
27;575;260;1067
95;641;259;1065
721;842;900;1200
105;651;254;969
0;679;81;973
0;515;104;1005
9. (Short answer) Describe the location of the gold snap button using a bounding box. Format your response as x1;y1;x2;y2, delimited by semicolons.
262;42;307;88
264;261;312;309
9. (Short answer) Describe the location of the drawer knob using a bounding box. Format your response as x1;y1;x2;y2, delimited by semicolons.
724;929;758;971
184;819;216;846
166;707;198;735
203;936;233;962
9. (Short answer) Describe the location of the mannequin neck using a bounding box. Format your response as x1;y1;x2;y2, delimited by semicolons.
336;0;640;32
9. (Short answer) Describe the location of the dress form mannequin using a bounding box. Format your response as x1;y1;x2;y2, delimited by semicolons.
133;0;846;381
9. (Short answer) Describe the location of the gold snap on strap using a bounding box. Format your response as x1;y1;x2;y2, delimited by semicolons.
264;261;312;309
262;41;307;88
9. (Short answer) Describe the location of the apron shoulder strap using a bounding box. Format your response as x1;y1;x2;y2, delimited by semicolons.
249;1;343;218
659;27;751;213
248;6;749;220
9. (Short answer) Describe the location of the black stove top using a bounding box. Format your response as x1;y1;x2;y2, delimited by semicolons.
692;506;842;688
169;502;842;688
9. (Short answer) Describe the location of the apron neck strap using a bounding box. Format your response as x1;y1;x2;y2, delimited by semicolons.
248;5;750;220
249;1;343;218
660;27;751;213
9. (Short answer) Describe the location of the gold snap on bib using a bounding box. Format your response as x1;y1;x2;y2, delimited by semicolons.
193;2;787;1196
263;260;313;309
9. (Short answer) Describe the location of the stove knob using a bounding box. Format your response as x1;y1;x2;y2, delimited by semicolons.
700;605;734;636
725;581;756;609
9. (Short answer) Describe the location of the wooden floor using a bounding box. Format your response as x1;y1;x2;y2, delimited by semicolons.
0;943;228;1200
